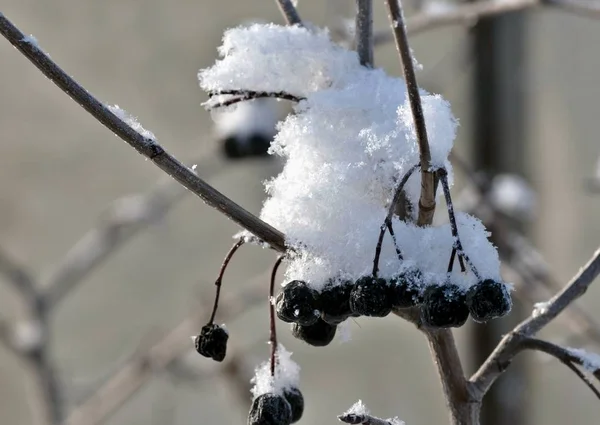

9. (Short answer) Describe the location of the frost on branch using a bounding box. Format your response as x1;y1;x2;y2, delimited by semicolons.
567;348;600;373
199;24;503;298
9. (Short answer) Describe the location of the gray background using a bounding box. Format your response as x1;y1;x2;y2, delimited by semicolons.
1;1;600;424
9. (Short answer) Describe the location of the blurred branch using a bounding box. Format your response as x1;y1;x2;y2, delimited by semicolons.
0;13;287;253
355;0;374;67
470;247;600;399
43;153;225;308
0;247;38;302
370;0;600;44
63;268;270;425
275;0;302;26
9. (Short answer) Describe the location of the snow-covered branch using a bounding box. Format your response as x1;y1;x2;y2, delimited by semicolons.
338;400;404;425
0;13;287;253
470;247;600;398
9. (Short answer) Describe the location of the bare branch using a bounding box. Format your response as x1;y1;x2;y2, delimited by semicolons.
0;13;287;253
384;0;436;227
355;0;374;67
275;0;302;26
338;412;398;425
0;247;38;301
470;247;600;398
372;0;600;44
63;269;270;425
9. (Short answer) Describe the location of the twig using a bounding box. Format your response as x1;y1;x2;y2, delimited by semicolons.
470;247;600;399
208;239;245;324
0;247;38;302
385;0;436;227
355;0;374;67
207;90;304;109
64;268;271;425
269;256;284;376
275;0;302;26
372;164;419;277
0;13;287;253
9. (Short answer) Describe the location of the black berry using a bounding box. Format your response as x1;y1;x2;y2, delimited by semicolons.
291;318;337;347
222;135;247;159
276;280;320;326
420;283;469;328
248;393;292;425
466;279;512;323
194;324;229;362
283;387;304;423
319;279;354;324
389;268;424;308
349;276;392;317
248;134;272;156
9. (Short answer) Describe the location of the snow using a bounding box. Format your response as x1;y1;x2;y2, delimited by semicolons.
200;24;503;293
210;98;279;140
22;34;39;47
567;348;600;373
532;301;550;318
250;344;300;397
107;104;156;141
344;400;369;417
488;174;536;220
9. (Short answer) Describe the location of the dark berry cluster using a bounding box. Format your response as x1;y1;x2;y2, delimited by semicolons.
194;323;229;362
248;387;304;425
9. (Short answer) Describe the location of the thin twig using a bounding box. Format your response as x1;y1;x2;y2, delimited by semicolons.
0;13;287;253
372;164;419;277
208;239;245;324
275;0;302;25
355;0;374;67
385;0;437;227
470;247;600;399
270;256;284;377
207;90;304;109
0;247;38;302
385;221;403;261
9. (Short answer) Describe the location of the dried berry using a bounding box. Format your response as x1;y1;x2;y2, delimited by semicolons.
466;279;512;322
291;318;337;347
276;280;320;326
283;387;304;423
222;135;246;159
420;283;469;328
248;134;272;156
349;276;392;317
248;393;292;425
319;279;354;324
194;324;229;362
389;268;424;308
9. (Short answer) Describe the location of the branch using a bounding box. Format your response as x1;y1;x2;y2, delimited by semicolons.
275;0;302;26
0;13;287;253
385;0;436;227
372;0;600;43
0;247;38;302
63;268;270;425
338;412;398;425
355;0;374;67
470;247;600;398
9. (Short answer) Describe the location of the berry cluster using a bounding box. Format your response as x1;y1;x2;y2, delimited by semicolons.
248;386;304;425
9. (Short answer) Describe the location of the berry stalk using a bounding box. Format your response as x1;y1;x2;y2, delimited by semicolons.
208;238;245;325
270;256;285;376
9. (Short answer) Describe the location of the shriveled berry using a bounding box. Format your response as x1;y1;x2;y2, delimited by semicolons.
283;387;304;423
421;284;469;328
466;279;512;322
276;280;320;326
222;135;246;159
389;268;424;308
248;134;272;156
319;279;354;324
194;324;229;362
248;393;292;425
349;276;392;317
291;318;337;347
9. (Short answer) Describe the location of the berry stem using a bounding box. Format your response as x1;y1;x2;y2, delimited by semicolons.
270;255;285;377
386;221;403;261
372;163;419;277
208;238;245;325
437;168;481;280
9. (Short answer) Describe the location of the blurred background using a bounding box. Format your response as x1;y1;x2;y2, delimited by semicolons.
1;1;600;424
